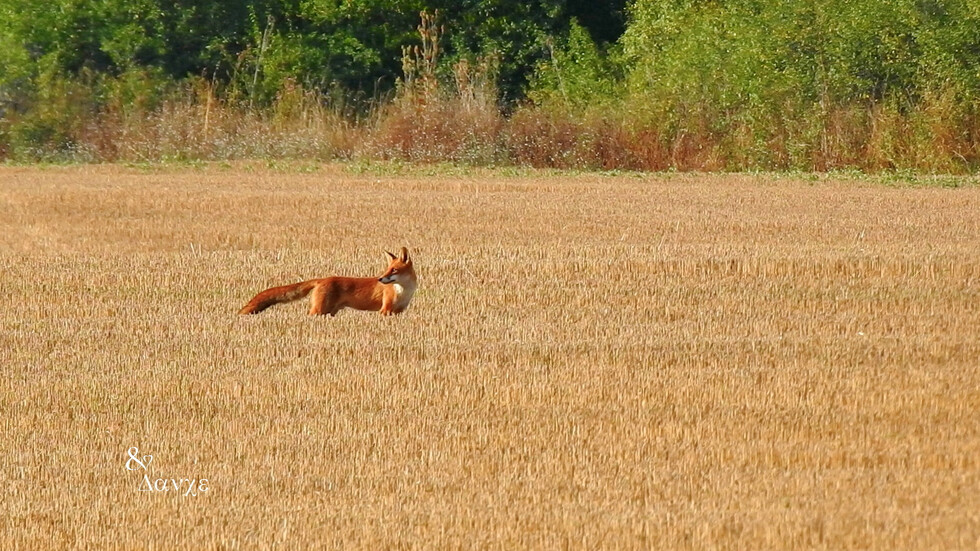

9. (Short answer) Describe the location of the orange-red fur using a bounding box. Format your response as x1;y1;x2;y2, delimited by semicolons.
239;247;417;316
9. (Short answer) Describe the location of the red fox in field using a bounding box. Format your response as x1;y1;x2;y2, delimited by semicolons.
239;247;417;316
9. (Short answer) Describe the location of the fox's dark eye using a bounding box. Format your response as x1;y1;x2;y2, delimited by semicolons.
391;269;398;273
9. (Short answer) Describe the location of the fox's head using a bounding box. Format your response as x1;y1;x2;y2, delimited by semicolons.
379;247;415;284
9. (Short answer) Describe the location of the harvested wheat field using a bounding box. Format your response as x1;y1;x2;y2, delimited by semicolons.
1;164;979;549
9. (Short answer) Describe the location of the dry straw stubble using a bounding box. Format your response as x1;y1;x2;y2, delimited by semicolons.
1;164;979;549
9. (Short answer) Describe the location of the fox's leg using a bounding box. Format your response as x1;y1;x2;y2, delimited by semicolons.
379;294;394;316
308;284;334;316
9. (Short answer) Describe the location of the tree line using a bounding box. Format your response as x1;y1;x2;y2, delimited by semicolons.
2;0;979;171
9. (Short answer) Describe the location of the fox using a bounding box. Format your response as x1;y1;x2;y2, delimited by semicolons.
239;247;417;316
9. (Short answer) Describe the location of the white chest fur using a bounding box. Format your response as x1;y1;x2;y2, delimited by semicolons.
391;282;416;307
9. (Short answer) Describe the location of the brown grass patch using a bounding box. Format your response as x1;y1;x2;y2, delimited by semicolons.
2;165;979;548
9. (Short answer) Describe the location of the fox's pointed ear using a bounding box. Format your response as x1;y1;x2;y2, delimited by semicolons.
385;250;397;260
400;247;410;262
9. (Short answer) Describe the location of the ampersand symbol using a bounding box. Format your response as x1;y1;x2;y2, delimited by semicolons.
125;447;153;471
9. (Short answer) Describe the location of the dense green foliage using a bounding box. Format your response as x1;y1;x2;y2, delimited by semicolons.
0;0;621;103
1;0;979;171
616;0;980;168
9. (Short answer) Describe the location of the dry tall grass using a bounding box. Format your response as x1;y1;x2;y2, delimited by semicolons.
10;72;980;172
1;164;978;549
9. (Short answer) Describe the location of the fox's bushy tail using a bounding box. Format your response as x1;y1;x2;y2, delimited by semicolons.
239;280;317;314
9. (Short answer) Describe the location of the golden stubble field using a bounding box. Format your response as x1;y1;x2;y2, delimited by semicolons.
1;164;978;549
